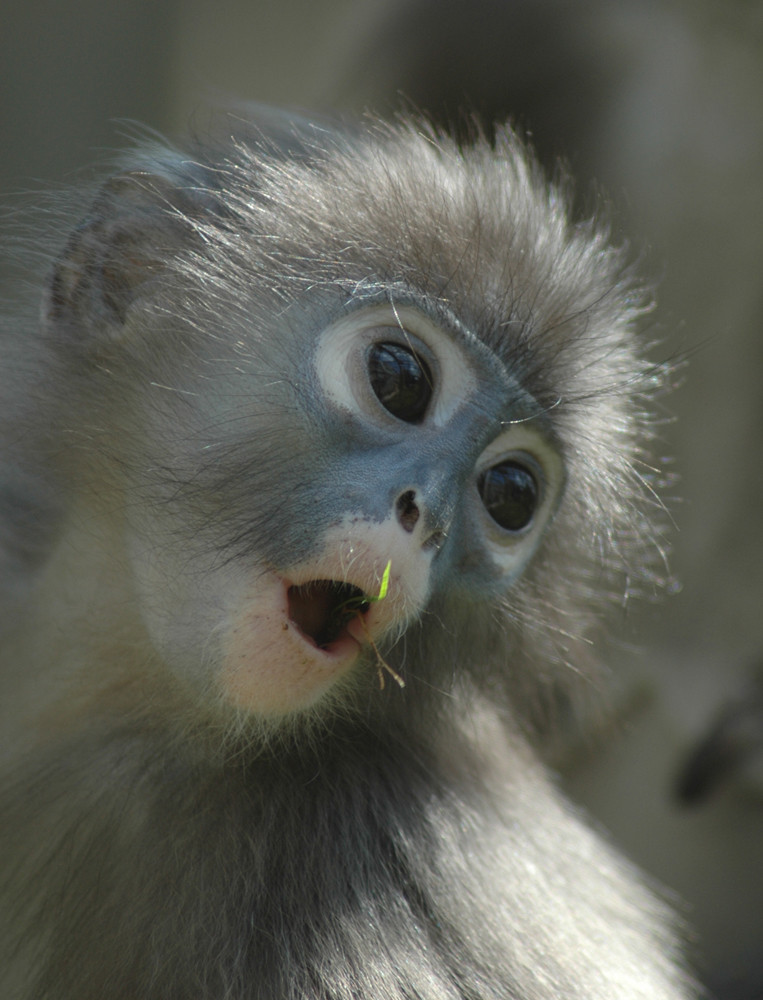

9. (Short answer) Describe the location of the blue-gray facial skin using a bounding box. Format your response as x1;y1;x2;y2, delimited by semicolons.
304;295;564;592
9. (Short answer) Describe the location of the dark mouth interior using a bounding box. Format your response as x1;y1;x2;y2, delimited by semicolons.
287;580;369;649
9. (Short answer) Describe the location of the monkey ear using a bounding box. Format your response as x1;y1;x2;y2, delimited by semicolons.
44;169;205;347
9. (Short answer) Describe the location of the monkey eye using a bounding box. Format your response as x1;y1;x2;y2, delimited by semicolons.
367;342;433;423
478;461;538;532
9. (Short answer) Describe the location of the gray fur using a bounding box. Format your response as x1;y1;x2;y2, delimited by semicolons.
0;111;694;998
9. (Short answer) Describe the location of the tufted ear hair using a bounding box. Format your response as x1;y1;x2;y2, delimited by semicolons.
43;167;212;348
41;108;350;351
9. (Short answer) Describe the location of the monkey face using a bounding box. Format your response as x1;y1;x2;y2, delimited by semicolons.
123;297;564;718
42;123;653;726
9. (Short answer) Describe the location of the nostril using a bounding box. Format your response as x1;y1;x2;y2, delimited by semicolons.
424;529;445;551
395;490;420;533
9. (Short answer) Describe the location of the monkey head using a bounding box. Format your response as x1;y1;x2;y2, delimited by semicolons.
39;117;659;729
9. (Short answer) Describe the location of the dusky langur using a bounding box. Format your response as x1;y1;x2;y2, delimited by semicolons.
0;111;696;999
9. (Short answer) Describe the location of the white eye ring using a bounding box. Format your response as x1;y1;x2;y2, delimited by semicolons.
315;305;475;426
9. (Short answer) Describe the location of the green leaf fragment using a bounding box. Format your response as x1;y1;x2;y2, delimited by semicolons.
375;560;391;602
324;560;393;643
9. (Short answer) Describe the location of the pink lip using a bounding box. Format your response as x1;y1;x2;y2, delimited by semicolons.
310;627;363;661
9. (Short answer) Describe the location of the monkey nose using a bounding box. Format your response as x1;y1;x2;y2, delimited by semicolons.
394;489;447;551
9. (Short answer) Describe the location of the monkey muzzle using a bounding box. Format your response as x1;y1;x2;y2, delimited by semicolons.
219;513;432;714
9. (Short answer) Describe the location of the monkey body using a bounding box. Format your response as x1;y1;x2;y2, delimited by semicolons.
2;692;687;999
0;115;693;998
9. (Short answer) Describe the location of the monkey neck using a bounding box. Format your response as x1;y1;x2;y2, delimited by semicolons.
1;688;537;1000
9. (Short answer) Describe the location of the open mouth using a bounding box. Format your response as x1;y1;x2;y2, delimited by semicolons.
287;580;370;650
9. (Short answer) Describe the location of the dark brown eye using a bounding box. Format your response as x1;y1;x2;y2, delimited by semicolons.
368;342;432;423
478;461;538;532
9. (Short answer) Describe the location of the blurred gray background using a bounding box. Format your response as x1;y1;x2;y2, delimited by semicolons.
2;1;762;996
